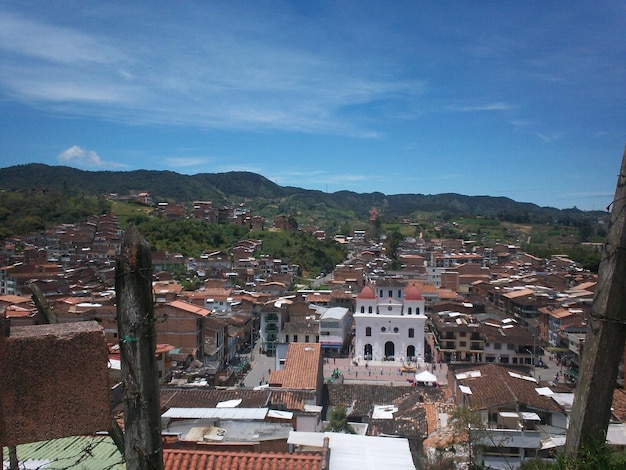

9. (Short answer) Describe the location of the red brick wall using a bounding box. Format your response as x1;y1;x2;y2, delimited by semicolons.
0;322;110;446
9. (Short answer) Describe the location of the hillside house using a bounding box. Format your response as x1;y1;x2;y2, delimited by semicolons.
449;363;569;469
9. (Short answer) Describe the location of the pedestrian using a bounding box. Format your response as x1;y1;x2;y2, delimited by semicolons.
333;357;336;364
356;371;358;378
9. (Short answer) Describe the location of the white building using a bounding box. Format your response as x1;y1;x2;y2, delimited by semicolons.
354;280;427;361
318;306;352;352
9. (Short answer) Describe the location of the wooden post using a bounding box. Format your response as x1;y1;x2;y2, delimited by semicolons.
116;224;163;470
29;283;57;324
565;147;626;454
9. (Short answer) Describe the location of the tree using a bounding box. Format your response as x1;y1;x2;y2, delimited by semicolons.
323;406;356;434
449;407;481;468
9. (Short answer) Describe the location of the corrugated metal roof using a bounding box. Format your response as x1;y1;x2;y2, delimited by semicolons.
162;407;268;420
288;431;415;469
2;435;124;469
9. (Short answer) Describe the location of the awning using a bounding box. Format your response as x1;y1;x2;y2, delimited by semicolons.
520;412;541;421
415;370;437;383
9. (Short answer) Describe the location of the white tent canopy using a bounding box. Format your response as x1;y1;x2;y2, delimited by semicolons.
414;370;437;383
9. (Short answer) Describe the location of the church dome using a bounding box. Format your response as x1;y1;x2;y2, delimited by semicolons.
404;285;424;301
357;285;376;300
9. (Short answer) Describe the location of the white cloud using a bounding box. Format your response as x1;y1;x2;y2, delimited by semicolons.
57;145;123;169
447;102;514;112
163;157;215;169
0;5;425;138
536;132;562;143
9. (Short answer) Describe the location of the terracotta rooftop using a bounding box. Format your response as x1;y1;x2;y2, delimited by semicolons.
160;386;317;413
269;343;322;390
454;363;564;414
160;388;271;410
163;449;323;470
169;300;211;317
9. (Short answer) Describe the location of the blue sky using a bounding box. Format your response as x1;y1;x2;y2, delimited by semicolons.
0;1;624;210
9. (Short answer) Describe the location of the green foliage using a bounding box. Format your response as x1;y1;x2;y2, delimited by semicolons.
249;230;348;277
0;165;610;272
131;217;249;257
323;406;356;434
110;201;152;227
0;189;110;240
519;437;626;470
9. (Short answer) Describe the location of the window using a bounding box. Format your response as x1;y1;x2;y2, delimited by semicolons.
381;327;386;332
416;307;420;314
368;306;373;314
494;343;501;350
408;328;414;338
293;335;298;342
398;289;402;298
393;327;399;333
388;290;393;298
407;307;412;315
460;341;467;347
305;335;310;343
460;332;466;337
507;344;515;350
366;327;371;337
387;306;392;311
360;306;365;313
285;335;289;342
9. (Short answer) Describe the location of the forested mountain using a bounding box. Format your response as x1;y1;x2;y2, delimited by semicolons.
0;163;607;227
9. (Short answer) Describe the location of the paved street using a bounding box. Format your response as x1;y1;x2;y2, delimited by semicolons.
241;341;448;388
242;340;276;388
322;356;448;386
239;340;575;390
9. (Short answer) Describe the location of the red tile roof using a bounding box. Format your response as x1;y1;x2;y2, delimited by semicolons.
169;300;211;317
269;343;322;390
162;449;323;470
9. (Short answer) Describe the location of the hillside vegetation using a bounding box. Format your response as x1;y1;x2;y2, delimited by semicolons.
0;163;609;226
0;164;607;271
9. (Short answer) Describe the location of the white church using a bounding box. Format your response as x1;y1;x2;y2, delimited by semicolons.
354;279;427;362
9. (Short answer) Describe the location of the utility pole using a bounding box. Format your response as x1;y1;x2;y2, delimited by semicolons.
565;147;626;455
116;224;163;470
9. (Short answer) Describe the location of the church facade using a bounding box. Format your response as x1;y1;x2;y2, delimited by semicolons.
353;279;427;362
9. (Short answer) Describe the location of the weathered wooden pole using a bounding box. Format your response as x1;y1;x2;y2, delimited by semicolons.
116;224;163;470
29;283;57;324
565;147;626;455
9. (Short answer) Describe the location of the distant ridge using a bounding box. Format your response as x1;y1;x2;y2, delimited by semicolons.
0;163;604;223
